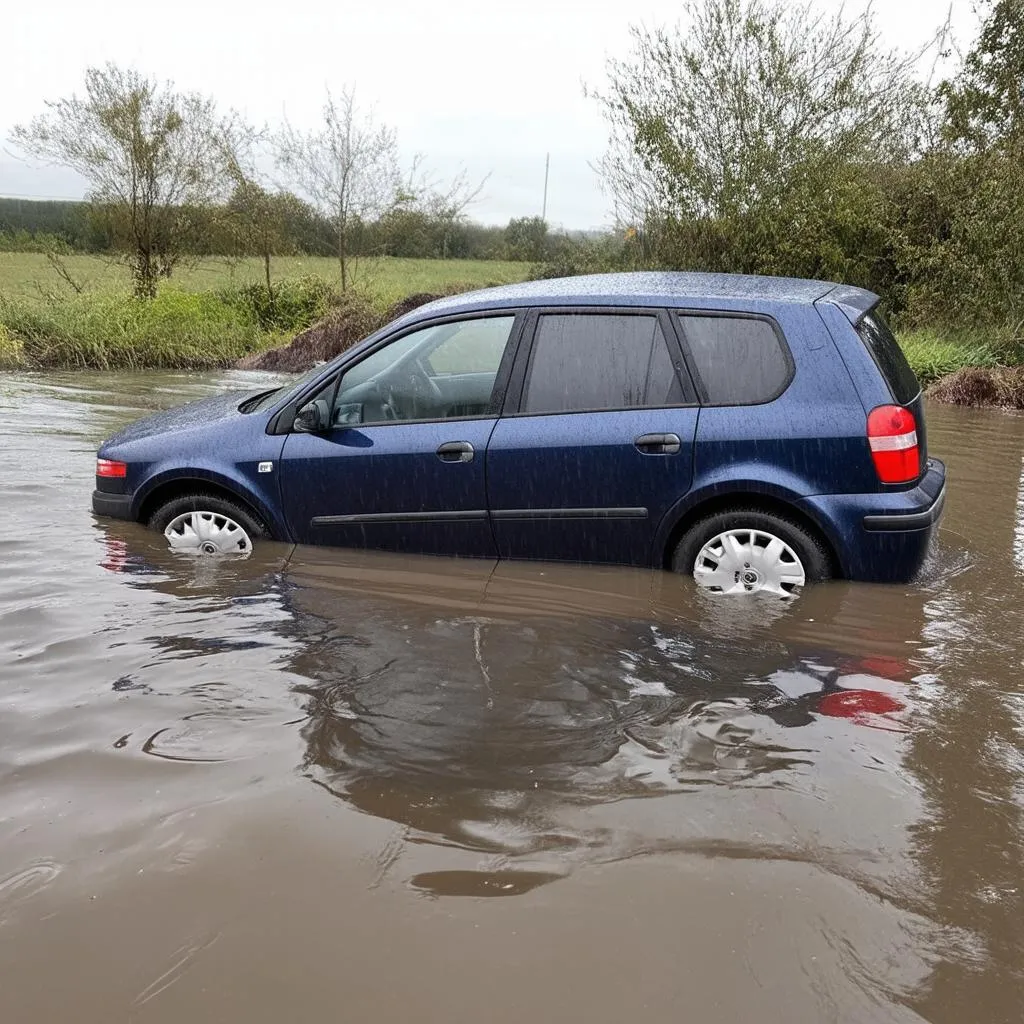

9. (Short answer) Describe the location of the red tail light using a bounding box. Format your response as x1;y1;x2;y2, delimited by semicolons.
96;458;127;478
867;405;919;484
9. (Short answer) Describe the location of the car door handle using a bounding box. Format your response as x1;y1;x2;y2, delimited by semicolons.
436;441;475;464
634;432;682;455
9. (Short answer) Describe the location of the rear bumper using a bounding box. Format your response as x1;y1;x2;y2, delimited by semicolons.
862;477;946;531
799;459;947;583
92;489;134;521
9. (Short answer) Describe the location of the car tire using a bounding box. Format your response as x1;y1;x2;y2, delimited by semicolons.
672;507;831;596
148;492;267;555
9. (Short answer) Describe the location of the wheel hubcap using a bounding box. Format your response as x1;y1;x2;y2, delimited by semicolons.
164;511;253;556
693;528;805;597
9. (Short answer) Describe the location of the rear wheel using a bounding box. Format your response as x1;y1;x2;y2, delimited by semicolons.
672;508;831;597
148;493;266;556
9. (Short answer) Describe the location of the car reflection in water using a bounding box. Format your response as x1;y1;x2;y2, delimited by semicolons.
95;522;916;896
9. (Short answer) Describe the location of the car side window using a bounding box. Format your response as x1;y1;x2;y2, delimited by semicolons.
678;316;791;405
521;313;685;415
332;316;515;426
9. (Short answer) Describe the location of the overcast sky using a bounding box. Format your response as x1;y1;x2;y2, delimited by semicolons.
0;0;979;230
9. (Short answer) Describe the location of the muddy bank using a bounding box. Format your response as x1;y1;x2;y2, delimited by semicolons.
927;365;1024;409
236;292;444;373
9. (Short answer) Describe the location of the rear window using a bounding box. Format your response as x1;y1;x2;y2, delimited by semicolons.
856;310;920;405
678;316;791;405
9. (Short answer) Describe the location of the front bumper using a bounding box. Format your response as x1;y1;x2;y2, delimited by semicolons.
92;489;133;520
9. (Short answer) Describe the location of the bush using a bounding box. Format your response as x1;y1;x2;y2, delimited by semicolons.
0;230;75;254
0;288;267;369
218;275;337;333
531;233;641;280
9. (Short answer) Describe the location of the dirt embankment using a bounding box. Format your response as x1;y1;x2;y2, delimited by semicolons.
927;366;1024;409
236;293;443;373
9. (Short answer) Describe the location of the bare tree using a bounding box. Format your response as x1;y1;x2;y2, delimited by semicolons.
10;63;241;298
397;159;489;259
276;87;400;291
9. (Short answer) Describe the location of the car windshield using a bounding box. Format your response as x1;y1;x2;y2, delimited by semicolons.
243;360;339;413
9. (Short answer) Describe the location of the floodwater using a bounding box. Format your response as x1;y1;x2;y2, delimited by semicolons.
1;371;1022;1024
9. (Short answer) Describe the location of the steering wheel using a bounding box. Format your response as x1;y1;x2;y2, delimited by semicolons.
374;380;399;420
406;360;444;415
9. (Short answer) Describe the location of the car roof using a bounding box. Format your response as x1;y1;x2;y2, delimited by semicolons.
394;271;879;326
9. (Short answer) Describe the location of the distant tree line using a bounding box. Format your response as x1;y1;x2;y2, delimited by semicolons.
0;195;557;262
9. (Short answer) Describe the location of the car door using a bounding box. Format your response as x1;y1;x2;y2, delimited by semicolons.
277;312;521;557
485;308;699;567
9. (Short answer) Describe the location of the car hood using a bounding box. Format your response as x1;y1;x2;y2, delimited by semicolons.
101;390;264;448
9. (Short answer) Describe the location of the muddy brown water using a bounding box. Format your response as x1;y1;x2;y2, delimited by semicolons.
0;370;1022;1023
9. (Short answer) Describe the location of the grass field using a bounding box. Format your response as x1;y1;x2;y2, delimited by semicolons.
0;253;531;304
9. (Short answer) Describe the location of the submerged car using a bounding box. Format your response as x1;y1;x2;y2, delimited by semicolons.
92;272;946;595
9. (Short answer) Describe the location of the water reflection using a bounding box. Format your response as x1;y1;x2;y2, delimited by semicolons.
96;526;921;893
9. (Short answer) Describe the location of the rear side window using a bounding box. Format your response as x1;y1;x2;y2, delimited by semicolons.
678;316;791;405
856;310;920;405
522;314;686;414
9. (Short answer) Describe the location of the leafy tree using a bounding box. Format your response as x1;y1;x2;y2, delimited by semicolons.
10;64;241;297
504;216;549;262
226;182;308;304
591;0;928;227
276;87;400;291
941;0;1024;152
224;137;310;306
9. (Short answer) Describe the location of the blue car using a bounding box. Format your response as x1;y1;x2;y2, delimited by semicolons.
93;272;946;595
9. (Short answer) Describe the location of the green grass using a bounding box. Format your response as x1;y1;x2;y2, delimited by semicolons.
0;252;530;305
897;328;1011;386
0;288;269;370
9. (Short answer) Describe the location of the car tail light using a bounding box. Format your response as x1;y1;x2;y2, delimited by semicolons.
96;458;127;478
867;405;919;484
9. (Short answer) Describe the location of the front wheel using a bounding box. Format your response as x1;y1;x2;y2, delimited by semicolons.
148;493;266;556
672;508;831;597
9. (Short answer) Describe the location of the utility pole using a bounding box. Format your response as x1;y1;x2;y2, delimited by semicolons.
541;152;550;222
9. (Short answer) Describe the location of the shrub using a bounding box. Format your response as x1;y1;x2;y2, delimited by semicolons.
218;275;337;333
0;230;74;254
531;234;641;281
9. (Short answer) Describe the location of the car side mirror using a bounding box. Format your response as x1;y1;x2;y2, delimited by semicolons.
294;399;331;434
